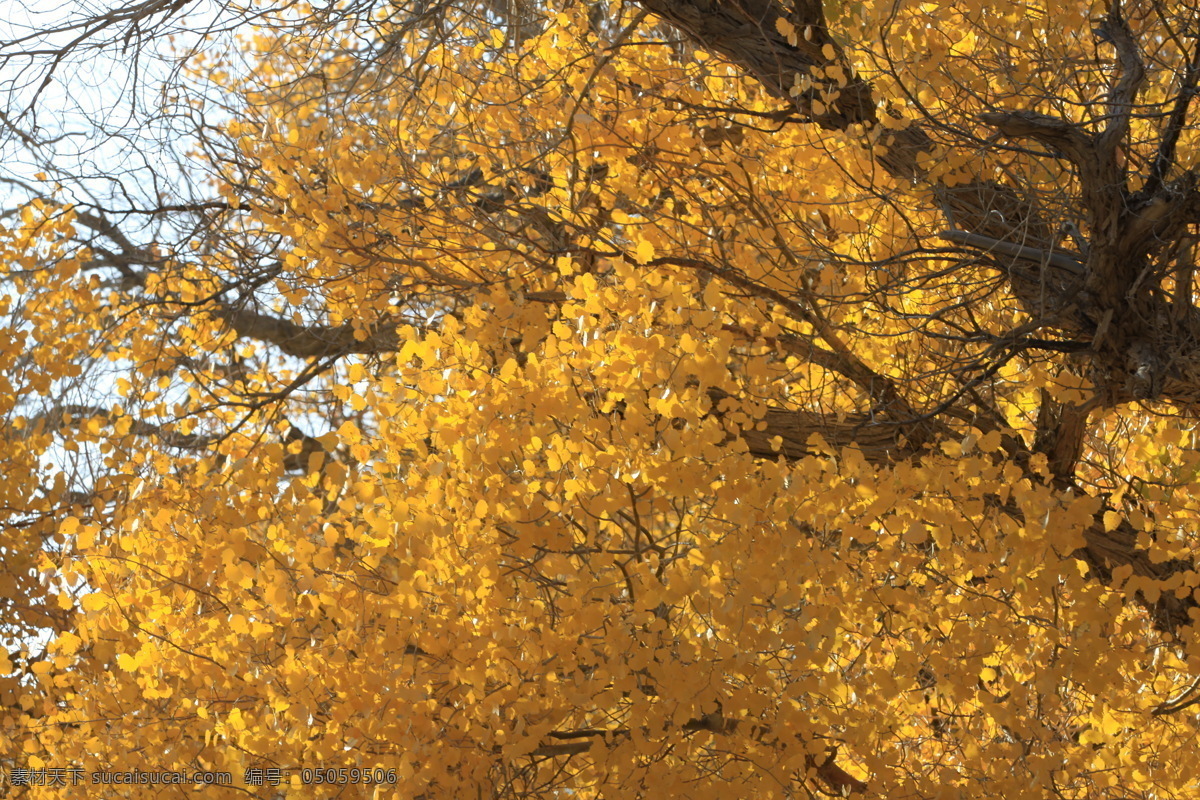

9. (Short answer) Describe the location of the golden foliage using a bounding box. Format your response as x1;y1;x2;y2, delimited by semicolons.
3;1;1200;798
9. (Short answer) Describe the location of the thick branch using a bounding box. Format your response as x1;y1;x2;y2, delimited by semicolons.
937;230;1085;274
211;305;399;357
636;0;875;131
706;387;929;463
978;110;1096;170
1146;35;1200;195
527;715;866;795
1077;516;1197;636
25;404;215;450
1096;2;1146;159
1033;392;1095;481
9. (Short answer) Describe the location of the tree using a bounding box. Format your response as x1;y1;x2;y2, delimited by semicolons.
3;0;1200;796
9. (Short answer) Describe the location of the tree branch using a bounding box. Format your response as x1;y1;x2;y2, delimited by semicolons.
210;305;400;357
526;714;867;795
937;230;1085;274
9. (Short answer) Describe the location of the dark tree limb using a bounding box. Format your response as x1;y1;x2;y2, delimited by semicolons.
1033;391;1096;482
526;714;867;795
210;305;400;357
24;404;215;450
1146;34;1200;196
937;230;1085;274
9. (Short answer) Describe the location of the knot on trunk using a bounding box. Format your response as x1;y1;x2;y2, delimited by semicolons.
1127;339;1165;399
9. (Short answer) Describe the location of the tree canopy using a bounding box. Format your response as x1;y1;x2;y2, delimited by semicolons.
4;0;1200;797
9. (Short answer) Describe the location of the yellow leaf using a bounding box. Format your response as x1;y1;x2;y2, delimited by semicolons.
635;239;655;264
1098;706;1122;737
81;593;109;612
56;632;82;655
76;525;96;550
